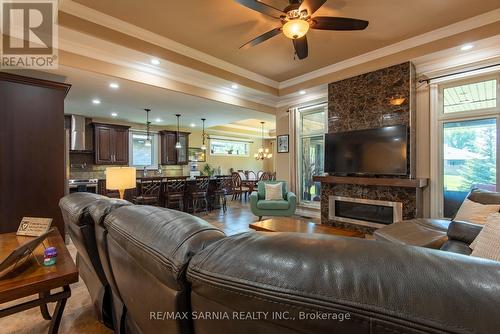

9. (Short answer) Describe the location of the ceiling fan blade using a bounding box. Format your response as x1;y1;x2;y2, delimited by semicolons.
240;28;282;49
310;17;369;30
292;36;308;59
234;0;285;19
299;0;327;16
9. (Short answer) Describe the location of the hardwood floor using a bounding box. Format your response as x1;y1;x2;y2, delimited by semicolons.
0;199;319;333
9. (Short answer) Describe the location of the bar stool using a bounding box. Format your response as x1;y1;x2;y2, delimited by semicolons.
133;178;163;206
164;177;187;211
187;176;210;214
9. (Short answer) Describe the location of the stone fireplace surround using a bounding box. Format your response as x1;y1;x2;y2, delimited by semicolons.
317;62;429;234
316;176;428;234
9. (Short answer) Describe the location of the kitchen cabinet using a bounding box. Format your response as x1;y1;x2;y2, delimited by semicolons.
159;130;189;165
93;123;130;165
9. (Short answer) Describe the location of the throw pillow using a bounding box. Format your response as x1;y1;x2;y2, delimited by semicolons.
265;183;283;201
454;198;500;225
471;213;500;262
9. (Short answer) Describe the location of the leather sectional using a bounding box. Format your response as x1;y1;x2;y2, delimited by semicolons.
60;193;500;334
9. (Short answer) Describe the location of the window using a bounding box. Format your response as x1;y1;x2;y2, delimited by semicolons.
129;132;158;168
442;119;497;217
298;104;327;205
443;79;497;114
210;139;249;157
436;75;500;218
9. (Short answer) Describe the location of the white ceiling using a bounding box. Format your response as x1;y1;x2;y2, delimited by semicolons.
28;66;276;129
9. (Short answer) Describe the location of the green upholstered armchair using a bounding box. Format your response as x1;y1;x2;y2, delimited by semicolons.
250;181;297;220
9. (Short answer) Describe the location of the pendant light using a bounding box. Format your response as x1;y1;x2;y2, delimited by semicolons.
200;118;207;151
144;108;152;147
254;122;272;160
175;114;182;149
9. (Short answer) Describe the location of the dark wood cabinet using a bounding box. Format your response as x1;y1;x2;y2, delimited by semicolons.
93;123;130;165
159;131;189;165
0;72;71;235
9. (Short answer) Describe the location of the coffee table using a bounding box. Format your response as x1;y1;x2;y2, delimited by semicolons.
0;230;78;333
250;217;364;238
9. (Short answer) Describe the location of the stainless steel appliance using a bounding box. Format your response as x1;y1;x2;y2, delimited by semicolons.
68;179;98;194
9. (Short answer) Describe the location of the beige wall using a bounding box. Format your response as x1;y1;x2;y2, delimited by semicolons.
275;108;291;185
187;128;268;175
416;85;431;217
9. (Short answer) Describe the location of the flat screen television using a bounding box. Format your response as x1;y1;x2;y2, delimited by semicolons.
325;125;408;176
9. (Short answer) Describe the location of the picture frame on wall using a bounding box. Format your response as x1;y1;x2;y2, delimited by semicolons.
277;135;289;153
188;147;206;162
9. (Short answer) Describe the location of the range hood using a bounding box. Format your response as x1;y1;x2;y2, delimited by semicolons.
70;115;92;152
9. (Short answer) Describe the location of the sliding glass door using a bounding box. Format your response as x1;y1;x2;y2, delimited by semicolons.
298;104;327;205
438;76;499;217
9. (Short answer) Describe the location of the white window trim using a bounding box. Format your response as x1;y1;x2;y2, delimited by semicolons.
129;130;159;169
430;73;500;218
296;103;328;207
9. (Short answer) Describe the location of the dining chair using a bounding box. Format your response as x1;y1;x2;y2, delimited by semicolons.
132;178;163;206
259;172;271;181
257;170;264;180
164;177;187;211
238;171;247;181
247;170;257;180
231;172;249;201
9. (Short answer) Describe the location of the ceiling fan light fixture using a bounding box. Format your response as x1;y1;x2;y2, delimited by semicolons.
282;19;309;39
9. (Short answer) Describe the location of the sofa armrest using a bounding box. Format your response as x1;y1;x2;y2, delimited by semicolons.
286;192;297;208
249;191;259;210
447;220;483;245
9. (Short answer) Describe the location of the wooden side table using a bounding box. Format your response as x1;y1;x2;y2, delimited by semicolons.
0;231;78;333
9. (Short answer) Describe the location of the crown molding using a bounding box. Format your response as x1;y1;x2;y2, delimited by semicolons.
413;35;500;75
58;26;282;109
59;0;279;89
278;8;500;89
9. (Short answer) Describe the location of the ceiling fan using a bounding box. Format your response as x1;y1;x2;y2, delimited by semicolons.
235;0;369;59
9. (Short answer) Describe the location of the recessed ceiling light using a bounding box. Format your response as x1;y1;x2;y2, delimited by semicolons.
299;90;306;95
109;82;119;89
155;118;162;123
190;123;196;127
460;44;474;51
231;83;239;89
111;112;118;117
150;58;160;65
92;99;101;104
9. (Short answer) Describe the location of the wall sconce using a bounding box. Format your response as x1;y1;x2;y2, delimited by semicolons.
389;96;406;106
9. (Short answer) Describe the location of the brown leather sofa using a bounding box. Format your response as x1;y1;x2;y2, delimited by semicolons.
59;193;128;328
375;188;500;251
60;193;500;334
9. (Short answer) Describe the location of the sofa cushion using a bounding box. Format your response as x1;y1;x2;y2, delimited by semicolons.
454;198;500;225
471;213;500;262
468;188;500;205
264;182;283;200
257;199;289;210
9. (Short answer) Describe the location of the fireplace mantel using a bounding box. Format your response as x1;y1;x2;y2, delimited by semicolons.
313;176;428;189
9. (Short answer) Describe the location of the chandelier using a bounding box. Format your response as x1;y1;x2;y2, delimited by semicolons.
254;121;272;160
144;108;151;147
